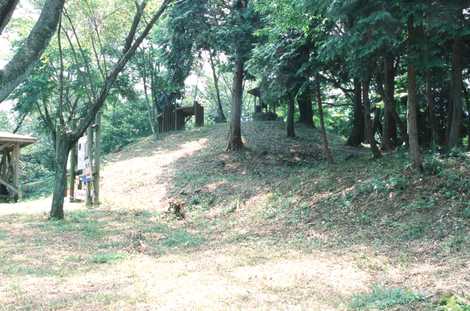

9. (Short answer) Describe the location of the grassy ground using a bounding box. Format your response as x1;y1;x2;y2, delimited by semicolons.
0;121;469;310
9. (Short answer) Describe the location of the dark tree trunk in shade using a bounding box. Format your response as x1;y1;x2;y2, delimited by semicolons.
286;95;296;138
315;78;334;163
347;79;365;146
382;54;398;151
227;56;244;151
362;79;382;158
426;71;439;147
407;16;423;170
466;87;470;151
448;35;464;149
298;92;314;127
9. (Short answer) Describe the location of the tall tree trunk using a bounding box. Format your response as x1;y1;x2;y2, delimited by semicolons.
382;54;397;151
93;112;101;205
50;135;72;219
286;95;296;138
142;73;156;136
209;51;226;123
363;79;382;158
297;91;314;127
407;16;423;170
465;85;470;151
315;78;334;163
426;70;438;147
86;126;94;206
227;57;244;151
347;79;365;146
448;36;464;149
69;142;77;202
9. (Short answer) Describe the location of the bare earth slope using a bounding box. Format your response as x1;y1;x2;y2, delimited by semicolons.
0;121;468;310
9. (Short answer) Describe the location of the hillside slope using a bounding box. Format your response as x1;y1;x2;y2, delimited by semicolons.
0;121;469;310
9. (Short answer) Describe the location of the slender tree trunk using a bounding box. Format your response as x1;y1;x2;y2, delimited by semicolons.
286;95;296;138
93;112;101;205
347;79;365;146
86;126;94;206
315;78;334;163
407;16;423;170
69;142;77;202
209;51;226;123
426;70;438;147
363;79;382;158
227;57;244;151
297;91;314;127
383;54;397;151
465;85;470;151
50;135;72;220
142;74;156;136
448;36;464;149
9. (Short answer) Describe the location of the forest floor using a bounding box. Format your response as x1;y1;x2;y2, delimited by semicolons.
0;121;469;310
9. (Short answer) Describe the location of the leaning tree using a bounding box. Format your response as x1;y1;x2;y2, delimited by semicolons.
13;0;174;219
0;0;65;102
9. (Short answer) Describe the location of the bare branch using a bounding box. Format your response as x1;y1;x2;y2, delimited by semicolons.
75;0;175;140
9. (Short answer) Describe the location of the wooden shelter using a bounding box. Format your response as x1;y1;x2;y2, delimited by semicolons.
157;101;204;133
0;132;36;202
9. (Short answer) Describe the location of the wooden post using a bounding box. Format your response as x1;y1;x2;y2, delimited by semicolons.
174;109;178;130
195;102;204;127
12;143;20;202
86;127;94;207
93;112;101;205
69;142;77;202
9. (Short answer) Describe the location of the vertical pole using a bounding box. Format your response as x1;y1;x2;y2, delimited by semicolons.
12;143;21;202
69;142;77;202
93;112;102;205
86;126;94;207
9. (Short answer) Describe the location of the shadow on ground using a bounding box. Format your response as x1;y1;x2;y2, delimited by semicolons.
0;122;468;310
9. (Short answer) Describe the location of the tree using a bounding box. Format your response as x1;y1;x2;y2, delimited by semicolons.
227;52;245;150
0;0;65;102
297;91;314;127
346;80;365;146
315;76;334;163
13;0;174;219
226;0;256;151
407;15;423;170
209;50;226;123
447;4;466;149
